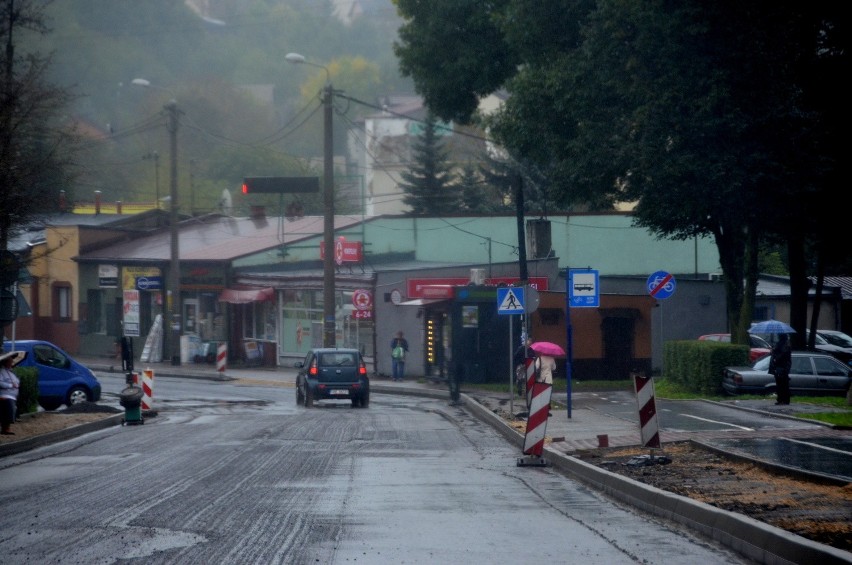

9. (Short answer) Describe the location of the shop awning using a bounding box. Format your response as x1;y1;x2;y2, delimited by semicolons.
398;298;448;306
218;287;275;304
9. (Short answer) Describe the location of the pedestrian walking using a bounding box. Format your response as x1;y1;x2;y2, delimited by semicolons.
391;331;409;382
769;333;792;405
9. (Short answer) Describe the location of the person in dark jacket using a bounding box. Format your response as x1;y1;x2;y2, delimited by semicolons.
770;333;792;405
390;331;409;382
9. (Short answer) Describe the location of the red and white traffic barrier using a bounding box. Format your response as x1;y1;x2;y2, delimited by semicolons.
216;342;227;373
518;381;552;466
524;357;536;407
142;368;154;411
633;372;661;448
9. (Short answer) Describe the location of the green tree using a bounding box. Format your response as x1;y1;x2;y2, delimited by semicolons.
399;113;459;215
0;0;77;253
394;1;846;345
456;162;496;213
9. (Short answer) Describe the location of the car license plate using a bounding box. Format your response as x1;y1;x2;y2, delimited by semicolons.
330;389;349;396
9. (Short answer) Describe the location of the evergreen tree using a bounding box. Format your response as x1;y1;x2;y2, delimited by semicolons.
457;162;501;213
399;113;459;215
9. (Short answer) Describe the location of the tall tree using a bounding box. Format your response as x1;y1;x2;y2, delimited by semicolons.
0;0;76;253
394;0;846;343
398;113;459;215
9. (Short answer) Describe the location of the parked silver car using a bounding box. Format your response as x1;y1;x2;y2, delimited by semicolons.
722;351;851;396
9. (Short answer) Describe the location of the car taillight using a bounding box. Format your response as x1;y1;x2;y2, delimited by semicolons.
309;366;318;376
359;365;367;376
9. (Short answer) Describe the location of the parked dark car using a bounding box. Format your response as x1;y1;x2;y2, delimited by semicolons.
698;333;771;363
294;348;370;408
806;330;852;366
722;351;851;396
817;329;852;349
2;340;102;410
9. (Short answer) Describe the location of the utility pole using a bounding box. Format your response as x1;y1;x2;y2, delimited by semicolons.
166;100;181;365
322;81;336;347
285;52;336;347
514;172;528;282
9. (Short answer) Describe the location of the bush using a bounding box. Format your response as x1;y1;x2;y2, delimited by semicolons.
14;366;39;415
663;340;749;395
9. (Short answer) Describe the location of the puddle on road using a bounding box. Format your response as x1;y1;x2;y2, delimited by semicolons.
709;436;852;481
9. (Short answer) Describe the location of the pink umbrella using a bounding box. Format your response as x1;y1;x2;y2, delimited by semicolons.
529;341;566;357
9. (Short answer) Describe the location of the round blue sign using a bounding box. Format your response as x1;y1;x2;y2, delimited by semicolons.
647;271;676;299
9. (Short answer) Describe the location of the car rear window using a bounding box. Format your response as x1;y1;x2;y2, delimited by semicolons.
320;352;357;366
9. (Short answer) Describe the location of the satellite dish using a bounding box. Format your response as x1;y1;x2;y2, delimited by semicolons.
220;189;232;215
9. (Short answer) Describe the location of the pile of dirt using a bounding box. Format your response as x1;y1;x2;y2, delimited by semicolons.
573;442;852;551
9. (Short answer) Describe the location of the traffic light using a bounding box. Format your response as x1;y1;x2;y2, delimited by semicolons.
241;176;319;194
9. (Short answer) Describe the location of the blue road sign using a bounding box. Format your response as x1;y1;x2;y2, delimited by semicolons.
496;287;525;315
647;271;676;299
568;269;599;308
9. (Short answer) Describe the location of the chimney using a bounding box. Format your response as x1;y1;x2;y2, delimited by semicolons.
59;190;67;212
116;201;122;214
250;205;266;220
94;190;102;214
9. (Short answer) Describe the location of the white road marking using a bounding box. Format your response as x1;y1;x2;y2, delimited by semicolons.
782;437;851;455
679;413;754;431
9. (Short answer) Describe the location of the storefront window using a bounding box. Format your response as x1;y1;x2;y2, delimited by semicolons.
197;293;225;341
242;300;275;342
276;289;375;359
279;289;321;356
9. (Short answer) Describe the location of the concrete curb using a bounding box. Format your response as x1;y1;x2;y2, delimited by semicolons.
0;413;125;457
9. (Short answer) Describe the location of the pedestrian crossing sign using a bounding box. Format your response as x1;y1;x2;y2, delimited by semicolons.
497;287;525;314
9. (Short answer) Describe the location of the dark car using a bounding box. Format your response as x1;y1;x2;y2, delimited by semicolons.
722;351;851;396
795;330;852;366
3;340;102;410
294;348;370;408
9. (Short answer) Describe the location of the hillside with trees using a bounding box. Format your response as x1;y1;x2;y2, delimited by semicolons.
19;0;408;216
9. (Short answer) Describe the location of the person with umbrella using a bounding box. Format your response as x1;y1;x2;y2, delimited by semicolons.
529;341;565;385
0;351;25;435
769;333;792;405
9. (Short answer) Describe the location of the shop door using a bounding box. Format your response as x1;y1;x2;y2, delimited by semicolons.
183;299;198;335
602;317;635;380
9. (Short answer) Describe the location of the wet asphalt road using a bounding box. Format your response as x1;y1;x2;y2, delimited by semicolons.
0;376;750;564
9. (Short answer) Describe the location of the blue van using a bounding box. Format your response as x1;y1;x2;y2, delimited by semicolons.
2;340;102;410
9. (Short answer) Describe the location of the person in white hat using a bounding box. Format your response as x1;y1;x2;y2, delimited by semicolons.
0;351;24;435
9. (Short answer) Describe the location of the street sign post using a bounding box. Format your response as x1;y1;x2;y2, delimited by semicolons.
568;269;599;308
496;287;525;315
647;271;676;299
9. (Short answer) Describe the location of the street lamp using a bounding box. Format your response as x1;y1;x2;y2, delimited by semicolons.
133;78;182;365
286;52;336;347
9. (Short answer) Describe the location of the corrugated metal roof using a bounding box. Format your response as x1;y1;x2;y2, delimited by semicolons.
77;214;364;263
758;275;847;298
815;276;852;300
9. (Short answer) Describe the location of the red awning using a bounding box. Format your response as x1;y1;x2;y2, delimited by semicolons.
218;287;275;304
